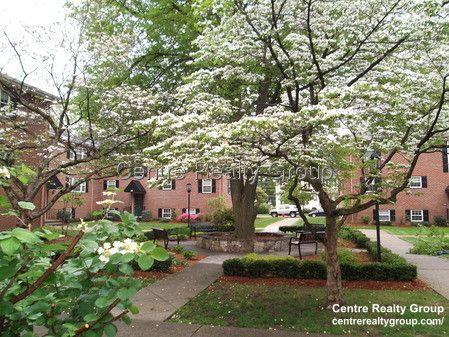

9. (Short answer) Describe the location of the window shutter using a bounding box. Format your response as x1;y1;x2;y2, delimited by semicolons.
443;147;449;173
85;181;89;193
182;208;186;214
405;210;411;221
172;180;176;190
421;176;428;188
71;208;76;218
103;180;107;190
116;180;119;188
158;208;162;218
212;179;216;193
196;208;200;214
198;179;202;193
390;210;396;222
373;209;378;221
423;210;429;222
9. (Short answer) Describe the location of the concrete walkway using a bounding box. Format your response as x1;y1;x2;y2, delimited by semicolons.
262;216;298;233
362;229;449;299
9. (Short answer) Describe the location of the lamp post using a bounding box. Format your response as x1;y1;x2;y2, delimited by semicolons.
369;150;382;262
186;183;192;230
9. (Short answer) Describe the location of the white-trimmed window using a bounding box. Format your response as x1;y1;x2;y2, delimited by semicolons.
202;179;212;193
409;176;422;189
187;208;197;215
378;210;391;222
106;180;117;189
69;177;87;193
69;148;87;160
162;208;172;219
411;210;424;222
162;180;173;190
0;89;10;107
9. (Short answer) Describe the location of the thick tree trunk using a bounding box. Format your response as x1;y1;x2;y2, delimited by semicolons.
230;176;258;251
325;216;343;307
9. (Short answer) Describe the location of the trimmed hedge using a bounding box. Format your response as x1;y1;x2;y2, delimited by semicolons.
279;225;325;233
223;228;417;281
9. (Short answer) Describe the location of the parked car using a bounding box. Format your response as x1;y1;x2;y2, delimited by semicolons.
308;209;326;217
270;204;298;218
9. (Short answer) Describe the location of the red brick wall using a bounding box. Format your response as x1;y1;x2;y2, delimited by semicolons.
347;152;449;225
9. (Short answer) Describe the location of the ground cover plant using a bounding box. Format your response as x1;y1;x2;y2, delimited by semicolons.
170;280;449;337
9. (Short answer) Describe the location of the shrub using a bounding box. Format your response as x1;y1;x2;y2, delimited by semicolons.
0;212;170;336
183;250;197;260
223;253;416;281
279;224;325;233
361;215;370;224
172;245;185;254
257;203;270;214
412;221;431;227
141;210;152;222
434;216;448;227
380;221;392;226
211;208;234;226
339;227;370;248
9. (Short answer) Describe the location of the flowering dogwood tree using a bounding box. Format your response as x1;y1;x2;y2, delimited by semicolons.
165;0;449;306
0;18;164;227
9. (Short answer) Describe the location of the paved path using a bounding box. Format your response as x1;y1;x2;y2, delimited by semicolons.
116;319;331;337
362;229;449;299
262;217;297;233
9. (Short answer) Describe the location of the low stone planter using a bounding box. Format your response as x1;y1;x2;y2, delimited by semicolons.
197;232;288;253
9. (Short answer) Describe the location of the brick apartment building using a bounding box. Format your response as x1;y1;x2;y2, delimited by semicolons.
0;74;231;229
347;151;449;225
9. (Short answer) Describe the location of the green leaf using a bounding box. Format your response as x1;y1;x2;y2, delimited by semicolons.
140;241;156;252
0;195;10;208
83;313;98;322
11;228;41;243
104;324;117;337
120;253;134;263
151;247;169;261
121;315;132;325
128;304;139;315
80;239;98;253
95;296;115;308
117;287;138;301
0;237;21;255
0;262;18;280
18;201;35;210
119;263;134;275
137;254;154;271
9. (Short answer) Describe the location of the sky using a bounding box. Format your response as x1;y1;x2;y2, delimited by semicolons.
0;0;72;93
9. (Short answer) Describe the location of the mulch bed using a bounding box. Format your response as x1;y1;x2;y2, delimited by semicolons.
219;276;429;291
132;252;207;280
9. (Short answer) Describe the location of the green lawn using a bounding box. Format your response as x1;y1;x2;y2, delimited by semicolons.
350;225;449;236
294;216;326;226
254;216;283;228
170;281;449;337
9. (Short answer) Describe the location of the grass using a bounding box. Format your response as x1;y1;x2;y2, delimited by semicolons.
294;216;326;226
254;216;283;228
350;225;449;236
170;281;449;337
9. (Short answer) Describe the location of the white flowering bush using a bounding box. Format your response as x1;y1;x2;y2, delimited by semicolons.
0;208;168;336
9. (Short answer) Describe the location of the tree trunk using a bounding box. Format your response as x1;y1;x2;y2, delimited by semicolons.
325;216;343;307
230;176;258;251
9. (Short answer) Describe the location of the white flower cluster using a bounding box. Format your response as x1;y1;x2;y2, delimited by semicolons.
97;239;141;263
0;167;10;179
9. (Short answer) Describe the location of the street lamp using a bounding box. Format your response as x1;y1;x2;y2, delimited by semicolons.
368;150;382;262
186;183;192;230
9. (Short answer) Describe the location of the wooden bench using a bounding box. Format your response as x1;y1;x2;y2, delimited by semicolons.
288;231;325;259
149;228;180;249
